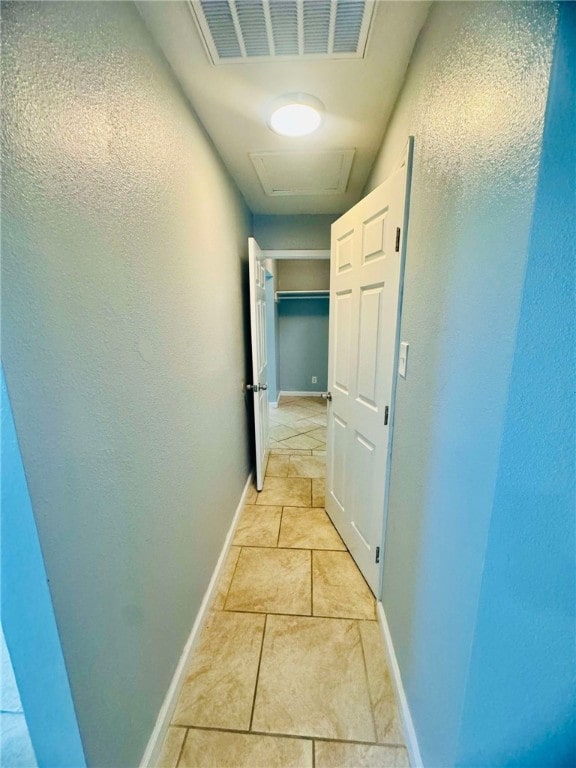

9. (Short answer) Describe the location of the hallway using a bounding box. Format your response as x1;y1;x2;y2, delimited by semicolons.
2;2;573;766
157;397;408;768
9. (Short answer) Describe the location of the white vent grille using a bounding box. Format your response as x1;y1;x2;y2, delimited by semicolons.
189;0;375;64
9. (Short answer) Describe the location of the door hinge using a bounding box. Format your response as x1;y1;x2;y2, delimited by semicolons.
384;406;389;425
395;227;401;252
375;546;381;564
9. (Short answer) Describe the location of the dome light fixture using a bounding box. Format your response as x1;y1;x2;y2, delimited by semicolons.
269;93;324;137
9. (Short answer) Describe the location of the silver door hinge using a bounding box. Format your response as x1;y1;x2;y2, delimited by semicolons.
395;227;401;252
375;546;381;564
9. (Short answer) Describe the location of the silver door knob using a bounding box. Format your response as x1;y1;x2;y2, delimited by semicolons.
321;392;332;401
260;384;268;391
246;384;257;391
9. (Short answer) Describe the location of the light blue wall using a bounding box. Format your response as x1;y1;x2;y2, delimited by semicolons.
278;299;329;393
456;5;576;764
1;370;85;767
365;2;559;766
1;2;251;766
253;214;336;250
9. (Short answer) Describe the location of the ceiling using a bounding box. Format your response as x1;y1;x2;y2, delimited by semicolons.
138;1;430;215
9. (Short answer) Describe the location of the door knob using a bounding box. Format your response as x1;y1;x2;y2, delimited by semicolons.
260;383;268;391
321;392;332;401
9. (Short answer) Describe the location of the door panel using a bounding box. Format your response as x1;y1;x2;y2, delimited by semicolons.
325;139;413;595
356;285;384;408
333;291;353;394
248;238;269;491
362;207;389;263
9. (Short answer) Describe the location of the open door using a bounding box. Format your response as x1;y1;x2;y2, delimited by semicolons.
325;139;413;595
248;237;269;491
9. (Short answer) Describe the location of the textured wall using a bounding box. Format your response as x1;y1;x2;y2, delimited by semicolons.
364;2;557;766
277;260;331;291
1;3;252;766
2;369;84;768
457;5;576;764
253;214;336;250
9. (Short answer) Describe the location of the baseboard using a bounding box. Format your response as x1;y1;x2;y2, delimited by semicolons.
269;393;280;409
279;390;325;398
376;602;423;768
139;473;253;768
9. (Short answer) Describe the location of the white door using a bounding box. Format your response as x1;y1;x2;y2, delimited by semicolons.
248;237;269;491
325;140;413;595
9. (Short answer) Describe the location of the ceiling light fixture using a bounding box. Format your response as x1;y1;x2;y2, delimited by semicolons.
269;94;324;138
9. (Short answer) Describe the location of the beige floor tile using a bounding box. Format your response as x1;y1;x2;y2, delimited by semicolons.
225;547;311;615
315;742;409;768
291;418;323;432
179;729;313;768
270;448;312;456
173;612;265;730
266;455;290;477
305;427;327;442
313;450;327;456
212;546;241;610
312;478;326;507
256;476;312;507
313;551;376;620
252;615;375;742
358;621;404;744
280;434;323;450
288;455;326;479
270;424;299;441
157;726;186;768
278;508;346;551
308;414;328;426
277;405;313;419
245;485;258;504
233;505;282;547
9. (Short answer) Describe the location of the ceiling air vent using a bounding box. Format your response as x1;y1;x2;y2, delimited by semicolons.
188;0;375;64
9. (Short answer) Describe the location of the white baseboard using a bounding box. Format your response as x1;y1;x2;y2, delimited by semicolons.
140;473;253;768
279;390;325;398
376;602;423;768
269;394;280;409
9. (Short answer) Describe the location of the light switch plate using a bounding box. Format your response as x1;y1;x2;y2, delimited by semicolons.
399;342;409;378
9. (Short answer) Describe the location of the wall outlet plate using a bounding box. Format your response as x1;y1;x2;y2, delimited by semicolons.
311;376;318;384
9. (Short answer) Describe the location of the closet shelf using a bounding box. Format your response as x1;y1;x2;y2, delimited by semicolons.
275;290;330;302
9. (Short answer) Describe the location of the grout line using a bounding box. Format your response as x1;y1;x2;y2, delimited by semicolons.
233;543;348;553
276;507;284;547
357;620;379;742
221;547;243;611
249;614;268;732
310;549;314;616
174;727;188;768
221;606;377;622
183;724;405;749
312;738;316;768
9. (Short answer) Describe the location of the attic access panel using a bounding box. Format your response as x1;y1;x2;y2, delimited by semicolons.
250;149;355;196
189;0;376;63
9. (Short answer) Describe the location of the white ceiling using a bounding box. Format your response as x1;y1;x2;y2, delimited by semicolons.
138;1;430;215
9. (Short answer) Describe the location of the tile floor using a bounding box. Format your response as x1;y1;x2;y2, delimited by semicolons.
158;397;408;768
